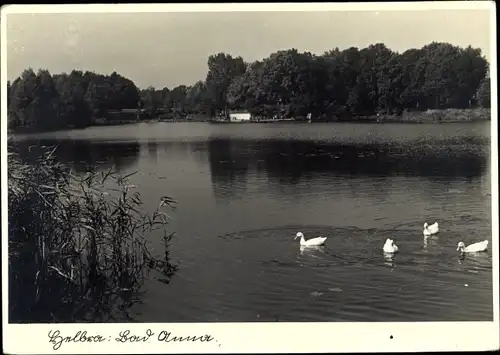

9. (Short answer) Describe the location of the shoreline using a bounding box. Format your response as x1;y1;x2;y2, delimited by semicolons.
7;108;491;135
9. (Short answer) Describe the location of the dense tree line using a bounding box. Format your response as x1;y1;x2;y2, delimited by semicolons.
7;41;490;131
137;53;247;119
222;42;490;118
138;83;212;118
137;42;491;120
7;69;141;131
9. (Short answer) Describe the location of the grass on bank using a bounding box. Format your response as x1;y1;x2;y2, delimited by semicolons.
8;144;178;322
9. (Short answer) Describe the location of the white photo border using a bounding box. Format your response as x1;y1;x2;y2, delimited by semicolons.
1;2;498;354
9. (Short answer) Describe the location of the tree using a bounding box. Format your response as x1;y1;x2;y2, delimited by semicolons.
9;68;144;131
106;72;141;110
8;41;491;131
169;85;188;114
159;87;171;110
227;75;247;110
8;69;38;129
205;53;247;113
396;48;423;110
33;69;60;130
186;81;210;114
324;47;361;114
140;86;159;117
7;80;12;108
54;70;91;128
476;76;490;108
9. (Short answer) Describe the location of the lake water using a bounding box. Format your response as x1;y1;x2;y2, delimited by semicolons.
13;121;493;322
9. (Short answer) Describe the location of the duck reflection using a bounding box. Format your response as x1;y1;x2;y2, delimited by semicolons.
457;248;490;265
457;254;466;264
423;234;440;250
299;245;326;257
383;252;397;270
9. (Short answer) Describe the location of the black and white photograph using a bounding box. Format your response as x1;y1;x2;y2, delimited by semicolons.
1;2;498;353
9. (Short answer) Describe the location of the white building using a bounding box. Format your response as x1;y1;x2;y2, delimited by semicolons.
229;112;251;122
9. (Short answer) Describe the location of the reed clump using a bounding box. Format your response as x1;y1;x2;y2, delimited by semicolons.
8;144;177;323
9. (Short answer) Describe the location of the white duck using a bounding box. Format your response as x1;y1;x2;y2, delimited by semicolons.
383;238;399;253
457;240;488;254
294;232;327;247
423;222;439;236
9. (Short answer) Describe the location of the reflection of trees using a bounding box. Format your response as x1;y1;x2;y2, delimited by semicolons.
11;135;488;201
206;138;488;188
139;140;209;165
267;140;487;179
147;140;158;161
11;139;141;173
207;139;250;200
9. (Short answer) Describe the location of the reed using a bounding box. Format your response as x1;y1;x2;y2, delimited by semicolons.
8;144;178;322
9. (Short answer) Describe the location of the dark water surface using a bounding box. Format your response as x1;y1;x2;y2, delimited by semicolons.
13;122;493;322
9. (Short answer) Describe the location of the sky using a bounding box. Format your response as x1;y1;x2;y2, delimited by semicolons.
4;7;493;90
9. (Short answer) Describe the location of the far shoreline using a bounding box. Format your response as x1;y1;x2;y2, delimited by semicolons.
7;108;491;137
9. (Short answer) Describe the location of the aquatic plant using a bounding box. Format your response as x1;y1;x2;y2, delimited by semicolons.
8;144;178;322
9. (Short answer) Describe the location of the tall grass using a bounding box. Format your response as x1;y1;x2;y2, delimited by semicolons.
8;144;178;322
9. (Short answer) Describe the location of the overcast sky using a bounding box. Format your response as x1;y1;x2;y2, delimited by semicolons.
5;8;493;89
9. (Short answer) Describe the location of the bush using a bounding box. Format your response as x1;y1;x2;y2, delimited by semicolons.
8;144;177;322
476;78;491;108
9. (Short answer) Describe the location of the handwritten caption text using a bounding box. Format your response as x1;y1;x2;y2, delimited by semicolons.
48;329;216;351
